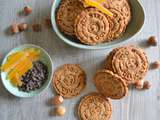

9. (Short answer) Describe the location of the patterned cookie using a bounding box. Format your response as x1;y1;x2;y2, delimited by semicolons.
56;0;84;36
74;8;110;45
94;69;128;99
105;47;120;70
105;8;126;41
111;46;148;84
78;93;112;120
53;64;86;98
109;0;131;25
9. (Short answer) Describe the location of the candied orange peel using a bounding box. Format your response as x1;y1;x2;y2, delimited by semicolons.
1;48;40;87
83;0;113;17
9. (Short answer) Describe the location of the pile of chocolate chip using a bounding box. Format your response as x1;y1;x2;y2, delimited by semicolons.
18;61;48;92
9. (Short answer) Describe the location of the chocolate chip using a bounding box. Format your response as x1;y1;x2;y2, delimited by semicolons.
18;61;48;92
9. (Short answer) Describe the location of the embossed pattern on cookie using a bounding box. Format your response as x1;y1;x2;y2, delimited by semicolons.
105;8;126;41
78;93;112;120
56;0;84;36
94;69;128;99
53;64;86;98
111;46;148;84
74;8;110;45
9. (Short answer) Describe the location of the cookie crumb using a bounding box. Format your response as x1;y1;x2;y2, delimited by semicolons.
147;36;157;46
151;61;160;69
135;81;144;90
54;106;66;116
18;23;28;31
52;95;64;105
143;81;151;89
32;23;42;32
24;6;32;15
10;24;19;34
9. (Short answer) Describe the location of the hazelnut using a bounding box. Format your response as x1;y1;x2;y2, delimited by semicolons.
147;36;157;46
52;95;64;105
10;24;19;34
32;23;42;32
151;61;160;69
18;23;28;31
24;6;32;15
143;81;151;89
44;18;52;28
135;80;144;90
54;106;66;116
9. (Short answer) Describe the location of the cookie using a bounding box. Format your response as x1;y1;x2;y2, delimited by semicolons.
94;69;128;99
110;46;148;84
109;0;131;25
105;8;126;41
56;0;84;36
105;47;120;70
78;93;112;120
74;8;110;45
53;64;86;98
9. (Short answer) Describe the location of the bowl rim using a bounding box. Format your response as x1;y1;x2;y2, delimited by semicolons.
1;44;53;98
51;0;145;50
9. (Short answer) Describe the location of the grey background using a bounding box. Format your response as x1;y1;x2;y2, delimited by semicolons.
0;0;159;120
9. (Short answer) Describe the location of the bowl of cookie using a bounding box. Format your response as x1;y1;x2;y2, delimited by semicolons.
51;0;145;49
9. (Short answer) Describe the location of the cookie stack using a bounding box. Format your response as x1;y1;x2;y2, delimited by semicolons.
56;0;131;45
93;46;149;99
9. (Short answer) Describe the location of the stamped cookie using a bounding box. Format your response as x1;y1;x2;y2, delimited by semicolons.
111;46;148;84
109;0;131;25
56;0;84;36
74;8;110;45
78;93;112;120
105;8;126;41
53;64;86;98
94;69;128;99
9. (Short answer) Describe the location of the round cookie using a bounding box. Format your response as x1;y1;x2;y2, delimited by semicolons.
105;47;121;70
53;64;86;98
56;0;84;36
74;8;110;45
105;8;126;41
109;0;131;25
94;69;128;99
111;46;148;84
78;93;112;120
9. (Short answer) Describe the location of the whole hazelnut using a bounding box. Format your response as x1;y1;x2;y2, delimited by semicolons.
52;95;64;105
54;106;66;116
135;80;144;90
147;36;157;46
151;61;160;69
18;23;28;31
10;24;19;34
24;6;32;15
143;81;151;89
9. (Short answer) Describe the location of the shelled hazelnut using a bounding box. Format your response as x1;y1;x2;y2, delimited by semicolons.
18;23;28;31
32;23;42;32
143;81;151;89
135;80;144;90
52;95;64;105
24;6;32;15
44;18;52;28
54;106;66;116
151;61;160;69
10;24;19;34
147;36;157;46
